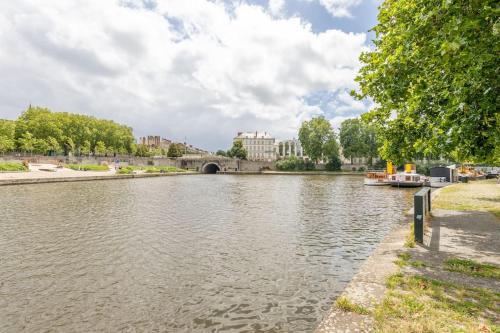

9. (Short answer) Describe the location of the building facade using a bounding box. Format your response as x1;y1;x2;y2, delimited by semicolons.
138;136;171;150
234;132;276;161
276;139;304;159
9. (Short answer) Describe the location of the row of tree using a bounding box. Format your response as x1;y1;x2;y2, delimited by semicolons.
0;107;136;156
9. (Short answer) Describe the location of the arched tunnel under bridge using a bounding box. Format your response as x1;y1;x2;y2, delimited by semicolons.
202;163;221;174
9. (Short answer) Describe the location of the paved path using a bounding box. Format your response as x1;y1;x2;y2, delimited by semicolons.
0;163;116;180
407;209;500;291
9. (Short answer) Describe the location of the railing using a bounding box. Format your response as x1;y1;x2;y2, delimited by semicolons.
414;187;431;243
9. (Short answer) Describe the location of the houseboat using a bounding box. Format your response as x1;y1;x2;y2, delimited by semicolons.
364;171;390;186
388;164;425;187
364;161;394;186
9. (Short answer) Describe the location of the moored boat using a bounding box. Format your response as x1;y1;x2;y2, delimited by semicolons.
388;164;425;187
364;171;390;186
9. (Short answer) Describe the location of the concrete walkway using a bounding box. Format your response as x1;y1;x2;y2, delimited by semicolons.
316;188;500;332
0;163;196;186
407;209;500;290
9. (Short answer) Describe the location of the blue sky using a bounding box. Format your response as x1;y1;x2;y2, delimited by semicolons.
0;0;381;150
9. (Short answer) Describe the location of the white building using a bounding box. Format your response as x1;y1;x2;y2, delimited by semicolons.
276;139;305;159
234;132;276;161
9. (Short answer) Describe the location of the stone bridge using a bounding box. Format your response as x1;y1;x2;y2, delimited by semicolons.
175;157;239;174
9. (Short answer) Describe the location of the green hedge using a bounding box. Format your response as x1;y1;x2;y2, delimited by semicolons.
144;166;186;173
117;165;186;174
65;164;109;171
0;162;28;172
276;157;315;171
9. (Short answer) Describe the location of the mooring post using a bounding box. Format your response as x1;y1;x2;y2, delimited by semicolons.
413;188;430;244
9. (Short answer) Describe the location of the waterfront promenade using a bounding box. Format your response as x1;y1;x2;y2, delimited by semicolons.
317;179;500;332
0;163;193;186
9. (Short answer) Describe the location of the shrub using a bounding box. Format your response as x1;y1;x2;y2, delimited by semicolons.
276;157;315;171
65;164;109;171
144;166;186;173
325;155;342;171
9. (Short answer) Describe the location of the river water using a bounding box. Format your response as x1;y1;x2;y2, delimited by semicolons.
0;175;415;332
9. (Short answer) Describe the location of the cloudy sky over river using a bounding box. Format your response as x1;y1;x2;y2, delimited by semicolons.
0;0;379;150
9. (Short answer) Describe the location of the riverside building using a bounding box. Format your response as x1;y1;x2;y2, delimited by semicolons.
276;138;304;159
234;132;276;161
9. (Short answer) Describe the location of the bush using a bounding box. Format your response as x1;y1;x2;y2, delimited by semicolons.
325;155;342;171
0;162;28;172
144;166;186;173
358;166;366;172
65;164;109;171
276;157;315;171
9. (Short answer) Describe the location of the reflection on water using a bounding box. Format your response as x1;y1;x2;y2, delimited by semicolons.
0;175;415;332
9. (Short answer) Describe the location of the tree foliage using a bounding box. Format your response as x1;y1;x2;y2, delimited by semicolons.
354;0;499;164
227;140;247;160
11;106;135;155
0;119;16;154
215;149;227;157
339;118;378;165
167;143;184;158
298;116;340;164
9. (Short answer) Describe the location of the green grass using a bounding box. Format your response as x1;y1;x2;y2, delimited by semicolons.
144;166;186;173
116;165;143;174
334;296;370;315
0;162;28;172
444;258;500;279
375;274;500;333
404;224;416;248
116;165;187;174
65;164;109;171
433;179;500;219
395;253;426;268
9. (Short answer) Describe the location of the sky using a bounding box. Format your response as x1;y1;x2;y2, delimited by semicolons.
0;0;380;151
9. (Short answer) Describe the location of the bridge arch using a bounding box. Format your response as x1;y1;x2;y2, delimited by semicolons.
202;162;221;174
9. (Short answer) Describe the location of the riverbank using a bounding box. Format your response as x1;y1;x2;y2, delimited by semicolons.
0;163;196;186
218;170;365;176
317;179;500;332
0;165;366;186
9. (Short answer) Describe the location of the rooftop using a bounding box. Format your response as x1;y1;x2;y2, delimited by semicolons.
235;131;273;139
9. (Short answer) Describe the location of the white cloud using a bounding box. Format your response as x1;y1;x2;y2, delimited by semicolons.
0;0;368;150
268;0;285;16
318;0;363;18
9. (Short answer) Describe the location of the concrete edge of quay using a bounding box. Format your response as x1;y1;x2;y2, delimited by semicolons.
315;187;447;332
0;172;198;186
314;198;427;332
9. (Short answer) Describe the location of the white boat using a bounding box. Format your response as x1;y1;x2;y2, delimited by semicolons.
389;173;425;187
388;164;425;187
364;171;390;186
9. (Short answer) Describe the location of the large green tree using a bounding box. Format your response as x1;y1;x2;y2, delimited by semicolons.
298;116;338;163
167;143;184;158
227;140;247;160
339;119;365;164
0;119;15;154
353;0;499;164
